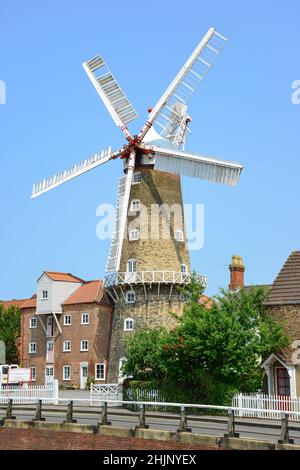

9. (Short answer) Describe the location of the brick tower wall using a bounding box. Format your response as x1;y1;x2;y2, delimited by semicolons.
107;167;191;383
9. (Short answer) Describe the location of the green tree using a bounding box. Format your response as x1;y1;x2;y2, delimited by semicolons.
123;281;290;405
0;305;21;363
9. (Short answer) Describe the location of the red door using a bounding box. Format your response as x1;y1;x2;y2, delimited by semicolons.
276;367;291;411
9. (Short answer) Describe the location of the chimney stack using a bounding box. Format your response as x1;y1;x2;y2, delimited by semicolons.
229;255;245;291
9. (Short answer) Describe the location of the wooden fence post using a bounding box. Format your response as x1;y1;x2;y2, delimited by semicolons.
100;401;111;426
177;406;191;433
63;400;77;424
32;399;45;422
4;399;16;421
224;409;239;438
278;413;294;444
136;404;149;429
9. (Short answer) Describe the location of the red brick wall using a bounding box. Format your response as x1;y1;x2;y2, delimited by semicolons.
0;428;218;450
21;303;113;387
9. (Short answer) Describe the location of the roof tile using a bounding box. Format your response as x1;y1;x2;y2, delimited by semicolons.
265;251;300;305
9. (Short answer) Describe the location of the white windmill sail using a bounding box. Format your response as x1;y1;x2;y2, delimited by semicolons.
83;55;138;137
106;151;136;273
138;28;227;143
141;143;243;186
106;175;126;273
32;146;118;198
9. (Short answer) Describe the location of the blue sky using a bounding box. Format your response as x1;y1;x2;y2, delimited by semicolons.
0;0;299;299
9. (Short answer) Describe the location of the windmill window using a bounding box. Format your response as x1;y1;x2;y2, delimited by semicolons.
181;264;187;273
125;291;136;304
176;230;184;242
130;199;140;212
133;172;142;184
127;259;137;273
129;229;139;241
124;318;134;331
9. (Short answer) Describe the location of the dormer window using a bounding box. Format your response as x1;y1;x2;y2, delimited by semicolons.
41;290;48;300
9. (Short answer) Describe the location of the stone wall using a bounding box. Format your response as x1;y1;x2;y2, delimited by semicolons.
107;286;185;383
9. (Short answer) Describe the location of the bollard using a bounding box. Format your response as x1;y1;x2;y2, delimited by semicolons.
177;406;191;433
224;409;239;438
63;400;77;424
135;404;149;430
4;399;16;421
100;402;111;426
32;399;45;422
278;413;294;444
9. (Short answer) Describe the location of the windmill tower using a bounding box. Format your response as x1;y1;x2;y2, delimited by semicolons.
32;28;243;383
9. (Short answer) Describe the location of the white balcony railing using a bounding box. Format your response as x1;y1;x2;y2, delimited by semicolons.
104;271;193;287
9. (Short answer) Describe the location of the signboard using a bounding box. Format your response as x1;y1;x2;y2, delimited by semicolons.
8;368;31;384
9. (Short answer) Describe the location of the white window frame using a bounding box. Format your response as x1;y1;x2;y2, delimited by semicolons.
64;315;72;326
30;367;36;381
95;363;106;380
81;313;89;325
129;229;139;241
41;290;48;300
124;318;134;331
63;365;71;381
63;340;71;352
133;172;141;184
80;340;89;352
176;229;184;242
29;342;36;354
29;317;37;329
130;199;140;212
125;291;136;304
181;264;187;273
127;259;137;273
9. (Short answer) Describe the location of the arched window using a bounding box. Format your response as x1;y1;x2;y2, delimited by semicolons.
129;229;139;241
127;259;137;273
125;290;136;304
124;318;134;331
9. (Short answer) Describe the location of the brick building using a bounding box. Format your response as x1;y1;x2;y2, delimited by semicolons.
12;271;113;388
262;251;300;397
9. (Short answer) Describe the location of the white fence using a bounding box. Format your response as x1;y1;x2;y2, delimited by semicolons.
90;384;123;406
232;393;300;421
0;380;59;405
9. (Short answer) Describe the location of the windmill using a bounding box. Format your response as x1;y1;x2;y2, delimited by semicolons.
32;27;243;382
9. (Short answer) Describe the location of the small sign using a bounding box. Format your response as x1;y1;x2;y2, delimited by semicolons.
0;341;5;364
8;368;31;383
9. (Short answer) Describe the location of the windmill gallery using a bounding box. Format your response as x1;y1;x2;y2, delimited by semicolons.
27;27;243;384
